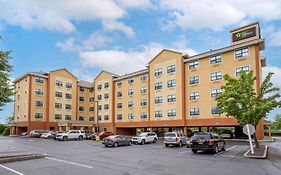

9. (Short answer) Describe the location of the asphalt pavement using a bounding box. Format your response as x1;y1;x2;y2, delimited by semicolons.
0;136;280;175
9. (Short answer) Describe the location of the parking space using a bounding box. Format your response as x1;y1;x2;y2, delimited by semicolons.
0;136;281;175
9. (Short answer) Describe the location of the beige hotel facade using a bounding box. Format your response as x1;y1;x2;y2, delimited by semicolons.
11;22;266;139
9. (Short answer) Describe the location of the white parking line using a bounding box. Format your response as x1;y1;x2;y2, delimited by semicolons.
226;145;237;151
0;164;25;175
179;151;189;154
46;157;93;169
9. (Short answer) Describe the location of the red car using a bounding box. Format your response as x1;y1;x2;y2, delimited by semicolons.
99;131;113;140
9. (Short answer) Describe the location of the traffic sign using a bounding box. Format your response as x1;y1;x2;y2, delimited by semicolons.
243;124;255;135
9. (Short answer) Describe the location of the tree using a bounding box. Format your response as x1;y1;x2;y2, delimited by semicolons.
216;71;281;148
272;115;281;130
0;36;13;110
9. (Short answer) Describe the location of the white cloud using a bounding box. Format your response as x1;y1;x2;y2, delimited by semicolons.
159;0;281;31
72;68;95;82
262;66;281;90
268;31;281;46
116;0;153;9
56;38;80;52
102;21;135;38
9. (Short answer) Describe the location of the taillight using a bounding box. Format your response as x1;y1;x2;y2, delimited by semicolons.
208;139;215;145
175;137;178;142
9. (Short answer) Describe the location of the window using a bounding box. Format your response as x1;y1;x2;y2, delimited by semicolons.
89;117;94;121
155;110;162;118
56;80;63;87
167;79;176;88
140;87;148;94
55;114;62;120
104;82;109;89
211;106;220;115
141;74;147;81
89;107;94;111
98;105;102;110
154;68;162;76
98;116;102;121
189;76;199;85
65;82;72;89
211;71;222;81
97;95;102;100
189;60;199;69
190;108;200;116
155;96;162;104
128;101;134;108
168;109;176;117
89;88;94;93
97;84;102;90
190;92;200;100
128;113;134;120
167;94;176;102
35;89;43;95
79;97;84;102
79;106;84;111
35;101;43;107
167;65;176;73
210;55;222;64
79;87;84;92
141;99;147;106
128;77;134;84
104;115;109;121
35;76;44;83
154;82;163;90
104;104;109;110
141;112;147;119
235;47;249;58
55;103;62;109
104;93;109;99
117;80;122;86
65;93;72;99
79;116;84;121
211;89;223;98
89;97;94;102
117;114;123;120
128;89;134;96
236;66;250;76
35;112;43;119
65;104;72;110
65;115;71;120
117;103;122;109
55;92;62;98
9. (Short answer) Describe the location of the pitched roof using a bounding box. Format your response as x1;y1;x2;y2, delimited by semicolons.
78;80;93;88
13;71;48;83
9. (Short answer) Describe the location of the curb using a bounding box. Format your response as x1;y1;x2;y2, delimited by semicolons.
224;138;275;142
0;153;46;163
243;145;268;159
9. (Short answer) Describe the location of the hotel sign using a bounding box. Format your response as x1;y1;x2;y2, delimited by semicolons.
232;26;256;42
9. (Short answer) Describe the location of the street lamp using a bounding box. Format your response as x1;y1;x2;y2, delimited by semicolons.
94;100;99;133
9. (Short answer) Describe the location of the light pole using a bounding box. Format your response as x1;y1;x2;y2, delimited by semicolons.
95;100;99;133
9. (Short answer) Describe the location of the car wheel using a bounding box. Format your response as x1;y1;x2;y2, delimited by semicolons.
105;145;108;147
153;138;157;143
178;141;182;147
141;139;145;145
48;136;51;139
128;141;132;146
213;145;219;154
192;149;197;153
79;135;83;141
63;136;67;141
221;142;226;151
165;144;169;147
114;142;118;147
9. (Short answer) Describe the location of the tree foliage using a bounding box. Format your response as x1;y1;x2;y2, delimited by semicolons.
0;36;13;110
272;115;281;130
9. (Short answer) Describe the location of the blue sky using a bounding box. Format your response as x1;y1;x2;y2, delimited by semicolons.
0;0;281;124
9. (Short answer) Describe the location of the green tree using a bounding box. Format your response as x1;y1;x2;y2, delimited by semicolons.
0;36;13;110
216;71;281;148
272;115;281;130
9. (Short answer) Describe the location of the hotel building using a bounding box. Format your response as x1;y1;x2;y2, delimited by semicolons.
11;22;266;139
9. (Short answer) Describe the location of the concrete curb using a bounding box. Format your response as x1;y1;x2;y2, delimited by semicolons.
224;138;275;142
243;145;268;159
0;153;46;163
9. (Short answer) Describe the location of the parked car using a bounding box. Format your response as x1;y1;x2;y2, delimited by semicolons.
98;131;113;140
21;132;28;136
220;130;234;139
56;130;86;141
30;130;46;138
186;137;192;148
191;132;226;154
102;135;132;147
53;131;65;140
85;131;93;140
131;132;158;145
164;132;187;147
41;131;55;139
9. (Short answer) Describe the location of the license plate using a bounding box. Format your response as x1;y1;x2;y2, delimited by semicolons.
198;140;203;144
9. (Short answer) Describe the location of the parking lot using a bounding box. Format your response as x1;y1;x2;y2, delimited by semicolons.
0;136;281;175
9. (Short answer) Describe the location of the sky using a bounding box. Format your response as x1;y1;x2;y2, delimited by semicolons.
0;0;281;124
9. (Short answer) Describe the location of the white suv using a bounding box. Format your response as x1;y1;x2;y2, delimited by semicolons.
56;130;86;141
132;132;158;144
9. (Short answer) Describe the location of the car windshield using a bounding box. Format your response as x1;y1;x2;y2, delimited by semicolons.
138;133;147;137
193;133;211;140
107;136;116;139
165;133;176;137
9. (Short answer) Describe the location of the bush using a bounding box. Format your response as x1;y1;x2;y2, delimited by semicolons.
2;127;10;136
0;124;6;134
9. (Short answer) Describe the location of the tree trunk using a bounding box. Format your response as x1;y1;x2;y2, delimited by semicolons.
253;133;259;149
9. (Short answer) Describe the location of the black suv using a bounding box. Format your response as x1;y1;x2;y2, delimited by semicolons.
191;132;226;154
